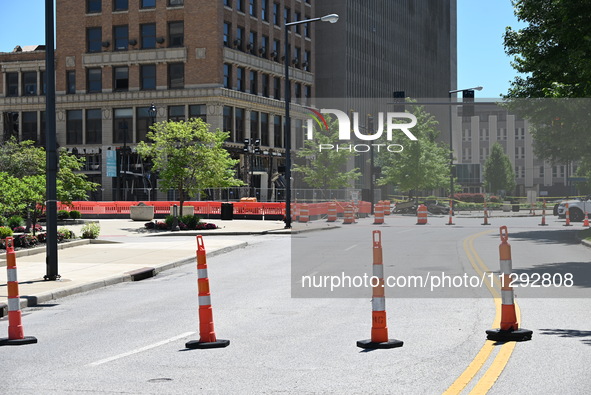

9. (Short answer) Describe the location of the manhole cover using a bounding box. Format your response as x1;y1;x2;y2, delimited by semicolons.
147;378;173;383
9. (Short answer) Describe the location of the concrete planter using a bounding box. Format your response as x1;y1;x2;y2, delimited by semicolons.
130;205;155;221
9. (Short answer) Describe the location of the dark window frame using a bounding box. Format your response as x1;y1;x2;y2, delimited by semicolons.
113;0;128;11
67;70;76;94
22;71;37;96
85;109;103;144
168;63;184;89
140;64;156;90
168;21;184;48
113;66;129;91
87;27;102;53
113;25;129;51
141;23;156;49
87;68;102;93
87;0;102;14
66;110;84;145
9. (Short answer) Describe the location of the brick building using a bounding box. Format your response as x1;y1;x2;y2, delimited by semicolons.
0;0;315;201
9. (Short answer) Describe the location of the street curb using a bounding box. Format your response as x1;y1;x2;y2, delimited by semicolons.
146;226;340;236
8;241;248;314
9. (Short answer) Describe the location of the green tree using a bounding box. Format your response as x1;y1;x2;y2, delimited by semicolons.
376;105;451;198
483;143;516;195
0;139;98;232
504;0;591;98
136;118;242;212
292;116;361;190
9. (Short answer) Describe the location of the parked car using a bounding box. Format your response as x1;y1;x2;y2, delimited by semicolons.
556;196;591;221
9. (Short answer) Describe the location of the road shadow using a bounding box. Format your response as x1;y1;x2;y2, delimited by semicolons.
538;329;591;346
511;261;591;289
486;229;580;246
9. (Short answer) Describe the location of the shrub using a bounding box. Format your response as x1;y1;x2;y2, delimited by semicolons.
81;222;100;239
157;221;168;230
489;195;500;203
144;221;156;229
181;214;200;230
453;193;485;204
0;226;14;239
165;215;175;228
69;210;81;220
13;226;26;233
7;215;24;230
58;227;76;239
58;210;70;220
0;216;6;227
14;234;38;248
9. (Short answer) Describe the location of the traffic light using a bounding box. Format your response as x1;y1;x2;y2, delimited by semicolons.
393;91;405;112
462;90;475;117
243;138;250;153
254;138;261;154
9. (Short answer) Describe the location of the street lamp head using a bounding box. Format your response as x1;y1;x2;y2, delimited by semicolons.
148;103;157;118
321;14;339;23
473;86;484;91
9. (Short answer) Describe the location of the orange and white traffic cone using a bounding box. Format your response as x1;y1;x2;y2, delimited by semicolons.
185;236;230;349
416;204;428;225
445;200;455;225
0;237;38;346
357;231;403;349
564;203;572;227
539;200;548;226
373;203;384;225
327;202;337;222
482;202;491;225
583;212;590;227
486;227;533;342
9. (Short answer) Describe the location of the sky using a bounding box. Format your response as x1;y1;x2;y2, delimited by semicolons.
0;0;526;99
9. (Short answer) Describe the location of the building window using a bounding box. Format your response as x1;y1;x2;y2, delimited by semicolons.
236;0;244;12
223;22;231;47
261;35;269;57
272;39;280;61
87;0;101;13
141;23;156;49
480;147;488;161
22;112;38;142
295;83;301;102
273;76;280;99
237;67;245;92
140;64;156;90
223;64;232;88
539;166;545;178
113;66;129;91
66;110;83;145
261;113;269;146
87;27;102;53
22;72;37;96
304;18;310;37
273;115;282;147
294;47;301;67
284;7;290;24
168;63;184;89
305;85;311;105
462;148;471;161
113;0;128;11
168;0;183;6
303;50;311;71
86;109;102;144
189;105;206;122
262;74;269;97
248;31;257;54
480;128;488;140
462;129;471;142
273;3;280;25
249;0;256;17
223;106;233;135
113;108;133;144
168;106;185;122
40;71;47;95
261;0;268;21
67;71;76;94
249;70;257;94
224;0;231;7
87;68;102;93
136;107;152;143
250;111;259;140
141;0;155;8
235;108;245;142
113;25;129;51
168;21;184;47
235;26;244;50
294;12;301;34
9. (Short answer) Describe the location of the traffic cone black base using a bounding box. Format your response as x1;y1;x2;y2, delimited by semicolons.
185;339;230;349
357;339;403;349
538;223;548;226
0;336;38;346
486;328;532;342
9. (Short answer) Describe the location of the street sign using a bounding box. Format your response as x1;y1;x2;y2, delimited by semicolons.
106;150;117;177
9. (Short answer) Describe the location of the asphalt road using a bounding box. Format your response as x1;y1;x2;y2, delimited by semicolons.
1;217;590;394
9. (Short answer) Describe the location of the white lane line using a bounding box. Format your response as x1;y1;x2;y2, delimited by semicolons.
344;244;358;251
87;332;195;367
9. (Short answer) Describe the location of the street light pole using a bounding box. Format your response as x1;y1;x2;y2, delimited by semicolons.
448;86;483;203
284;13;338;229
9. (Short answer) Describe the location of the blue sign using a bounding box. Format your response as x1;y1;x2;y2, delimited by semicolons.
106;150;117;177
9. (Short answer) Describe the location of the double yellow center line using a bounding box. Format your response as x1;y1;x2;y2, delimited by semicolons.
442;230;521;395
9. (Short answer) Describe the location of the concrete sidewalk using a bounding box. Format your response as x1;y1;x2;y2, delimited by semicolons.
0;218;327;316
